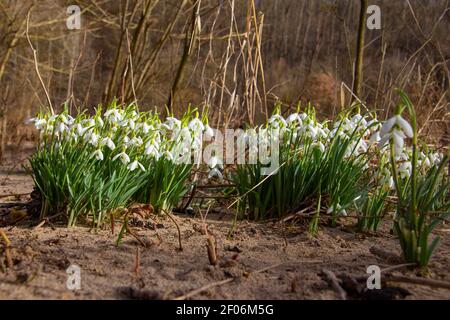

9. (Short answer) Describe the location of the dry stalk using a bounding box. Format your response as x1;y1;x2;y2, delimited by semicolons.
26;10;53;115
0;229;13;269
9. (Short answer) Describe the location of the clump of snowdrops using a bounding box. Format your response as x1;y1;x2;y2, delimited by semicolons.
28;103;213;227
376;91;449;267
232;104;377;224
232;97;447;242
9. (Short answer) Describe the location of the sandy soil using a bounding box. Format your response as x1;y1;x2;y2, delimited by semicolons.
0;166;449;300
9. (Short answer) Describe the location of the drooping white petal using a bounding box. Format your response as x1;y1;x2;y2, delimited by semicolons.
395;115;413;138
91;149;104;161
204;125;214;139
369;132;381;144
380;117;396;136
113;152;130;165
127;160;138;171
101;137;116;150
208;168;223;181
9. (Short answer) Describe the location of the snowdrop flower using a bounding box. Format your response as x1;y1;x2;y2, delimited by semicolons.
58;114;68;124
204;125;214;139
327;203;347;216
165;117;182;130
91;149;104;161
380;128;406;156
56;121;68;134
305;124;318;139
33;118;47;131
104;109;122;123
208;168;223;181
113;152;131;165
83;118;96;128
145;144;160;158
316;126;327;139
299;113;309;121
207;156;223;169
140;122;151;134
89;132;99;146
129;136;143;147
188;118;204;133
162;151;174;161
268;114;287;128
381;115;413;138
76;124;88;136
387;177;395;189
417;152;431;168
356;139;368;153
127;159;146;172
315;141;325;152
367;119;381;132
287;113;302;124
378;114;413;156
378;167;395;189
101;137;116;150
398;161;412;179
351;114;367;127
192;136;203;152
429;153;442;166
129;110;138;120
96;116;104;128
369;131;381;144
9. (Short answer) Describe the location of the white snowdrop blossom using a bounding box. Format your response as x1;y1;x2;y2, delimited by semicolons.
287;113;302;124
204;125;214;139
91;149;104;161
378;114;413;155
327;203;347;216
113;152;131;165
127;159;146;172
207;156;223;169
208;168;223;181
188;118;204;133
101;137;116;150
398;161;412;179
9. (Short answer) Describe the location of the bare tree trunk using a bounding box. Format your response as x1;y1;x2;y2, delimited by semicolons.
352;0;368;102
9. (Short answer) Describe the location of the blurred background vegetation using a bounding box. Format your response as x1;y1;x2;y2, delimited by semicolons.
0;0;448;162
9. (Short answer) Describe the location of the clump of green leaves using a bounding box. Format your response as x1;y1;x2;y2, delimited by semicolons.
383;91;449;267
28;103;204;227
232;108;371;222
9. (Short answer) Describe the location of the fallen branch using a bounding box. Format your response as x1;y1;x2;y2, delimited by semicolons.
33;212;64;230
339;268;450;291
321;269;347;300
381;263;417;273
384;274;450;290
